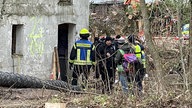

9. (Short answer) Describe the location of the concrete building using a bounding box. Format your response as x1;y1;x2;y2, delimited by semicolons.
0;0;90;80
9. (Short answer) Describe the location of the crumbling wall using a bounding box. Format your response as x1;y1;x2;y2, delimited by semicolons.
0;0;90;79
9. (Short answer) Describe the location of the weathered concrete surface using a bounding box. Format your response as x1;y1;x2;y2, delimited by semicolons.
0;0;90;79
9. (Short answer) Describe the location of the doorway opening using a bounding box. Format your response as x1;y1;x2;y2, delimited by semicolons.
58;24;69;82
11;24;24;73
12;24;24;56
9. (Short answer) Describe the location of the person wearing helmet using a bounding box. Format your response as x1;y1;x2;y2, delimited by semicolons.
69;28;96;89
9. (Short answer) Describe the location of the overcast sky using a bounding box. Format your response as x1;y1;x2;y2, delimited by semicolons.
90;0;154;3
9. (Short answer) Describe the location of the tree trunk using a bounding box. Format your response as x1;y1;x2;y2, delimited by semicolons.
176;0;189;92
140;0;164;94
189;0;192;95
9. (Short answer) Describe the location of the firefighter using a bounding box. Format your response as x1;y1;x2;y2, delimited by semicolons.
69;28;95;89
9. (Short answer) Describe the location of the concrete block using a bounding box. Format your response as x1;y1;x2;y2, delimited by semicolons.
45;103;66;108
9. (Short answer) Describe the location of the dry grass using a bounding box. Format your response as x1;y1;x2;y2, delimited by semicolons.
0;71;192;108
0;46;191;108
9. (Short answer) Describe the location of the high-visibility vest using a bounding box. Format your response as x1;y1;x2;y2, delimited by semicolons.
132;44;142;59
70;40;95;65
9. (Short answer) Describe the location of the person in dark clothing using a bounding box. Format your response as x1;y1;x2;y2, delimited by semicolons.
127;35;144;94
93;37;102;79
69;28;95;89
93;37;99;45
100;37;106;43
97;36;116;94
113;35;121;51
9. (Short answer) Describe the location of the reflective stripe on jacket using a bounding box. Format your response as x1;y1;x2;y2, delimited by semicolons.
141;51;146;68
69;39;95;65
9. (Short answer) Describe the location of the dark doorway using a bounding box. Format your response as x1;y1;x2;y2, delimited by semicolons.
58;24;68;82
12;24;24;55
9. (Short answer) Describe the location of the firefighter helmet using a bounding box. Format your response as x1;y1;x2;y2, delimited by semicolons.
80;28;90;35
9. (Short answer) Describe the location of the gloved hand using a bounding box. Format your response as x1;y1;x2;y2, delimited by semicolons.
69;63;73;70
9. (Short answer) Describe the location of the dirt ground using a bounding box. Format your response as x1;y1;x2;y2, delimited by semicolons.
0;65;192;108
1;78;192;108
0;86;107;108
0;87;61;108
0;78;106;108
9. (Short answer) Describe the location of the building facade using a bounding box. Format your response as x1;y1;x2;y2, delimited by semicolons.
0;0;89;79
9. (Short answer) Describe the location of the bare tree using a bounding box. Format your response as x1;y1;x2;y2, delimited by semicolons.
140;0;164;94
176;0;190;96
189;0;192;93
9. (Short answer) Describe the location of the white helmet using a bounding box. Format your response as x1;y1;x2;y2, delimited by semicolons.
117;37;125;44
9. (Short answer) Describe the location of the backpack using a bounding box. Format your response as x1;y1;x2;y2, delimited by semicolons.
119;49;138;73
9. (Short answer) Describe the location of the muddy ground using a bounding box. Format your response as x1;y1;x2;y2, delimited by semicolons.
1;78;192;108
0;88;60;108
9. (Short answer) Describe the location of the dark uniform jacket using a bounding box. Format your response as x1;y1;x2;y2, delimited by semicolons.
69;39;95;65
97;43;116;69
